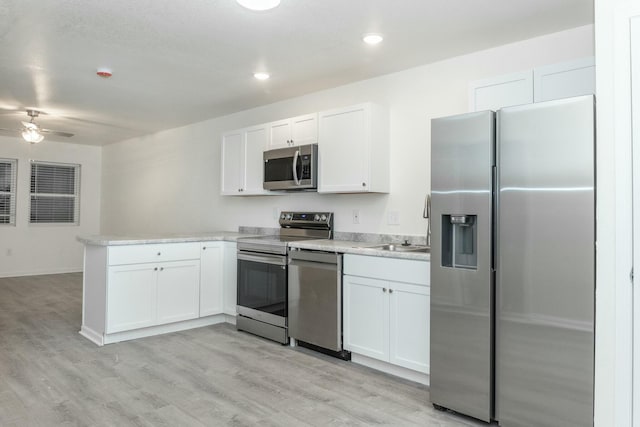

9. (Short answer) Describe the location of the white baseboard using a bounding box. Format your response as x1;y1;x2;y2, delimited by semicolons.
0;268;82;279
351;353;430;386
80;314;229;346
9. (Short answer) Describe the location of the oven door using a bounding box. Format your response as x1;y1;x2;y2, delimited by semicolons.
237;251;288;327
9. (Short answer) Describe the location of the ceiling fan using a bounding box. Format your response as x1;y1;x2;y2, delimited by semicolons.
0;109;74;143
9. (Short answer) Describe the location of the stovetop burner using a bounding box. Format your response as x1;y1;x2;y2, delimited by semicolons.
237;211;333;255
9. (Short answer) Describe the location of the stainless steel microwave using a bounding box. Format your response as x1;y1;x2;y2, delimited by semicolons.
263;144;318;191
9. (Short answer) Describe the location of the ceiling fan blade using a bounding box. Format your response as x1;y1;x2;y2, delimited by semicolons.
40;129;74;137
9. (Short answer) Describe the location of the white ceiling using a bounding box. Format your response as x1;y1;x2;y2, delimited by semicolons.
0;0;593;146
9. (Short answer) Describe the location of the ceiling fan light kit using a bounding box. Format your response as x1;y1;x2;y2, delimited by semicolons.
236;0;280;11
22;127;44;143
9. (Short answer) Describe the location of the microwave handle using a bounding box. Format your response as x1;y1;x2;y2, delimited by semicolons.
292;150;301;186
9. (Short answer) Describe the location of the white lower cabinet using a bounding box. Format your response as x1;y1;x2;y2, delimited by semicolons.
222;242;238;316
343;254;430;374
106;259;200;333
200;243;224;316
156;260;200;325
344;275;390;361
107;264;157;333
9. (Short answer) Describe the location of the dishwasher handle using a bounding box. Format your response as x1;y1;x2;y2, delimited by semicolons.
288;248;340;265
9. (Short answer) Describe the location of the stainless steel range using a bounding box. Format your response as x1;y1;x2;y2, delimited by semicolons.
236;212;333;344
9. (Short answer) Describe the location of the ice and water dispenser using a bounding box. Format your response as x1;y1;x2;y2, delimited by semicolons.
441;214;477;270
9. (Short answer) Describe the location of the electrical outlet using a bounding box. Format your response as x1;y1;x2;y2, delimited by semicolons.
352;209;360;224
387;211;400;225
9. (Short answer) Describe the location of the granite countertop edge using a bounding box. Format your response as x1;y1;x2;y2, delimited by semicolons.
77;233;430;261
288;240;430;261
76;231;256;246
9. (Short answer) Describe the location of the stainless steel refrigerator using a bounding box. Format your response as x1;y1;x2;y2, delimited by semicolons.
430;95;595;427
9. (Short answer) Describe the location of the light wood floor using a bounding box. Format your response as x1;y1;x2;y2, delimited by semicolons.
0;273;486;426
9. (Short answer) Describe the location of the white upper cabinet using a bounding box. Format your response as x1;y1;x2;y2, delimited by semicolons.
318;103;389;193
533;57;595;102
267;113;318;149
220;125;271;196
469;70;534;112
469;57;595;112
220;131;243;195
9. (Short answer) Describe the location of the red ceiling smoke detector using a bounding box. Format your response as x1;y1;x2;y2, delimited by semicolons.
96;68;113;78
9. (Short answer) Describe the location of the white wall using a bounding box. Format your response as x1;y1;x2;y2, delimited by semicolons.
102;25;594;238
0;136;101;277
593;1;637;425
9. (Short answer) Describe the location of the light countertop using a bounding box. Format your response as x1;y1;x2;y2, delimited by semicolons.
288;239;430;261
77;231;258;246
78;233;430;261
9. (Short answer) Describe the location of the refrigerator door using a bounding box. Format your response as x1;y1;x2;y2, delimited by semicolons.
496;95;594;427
430;111;495;422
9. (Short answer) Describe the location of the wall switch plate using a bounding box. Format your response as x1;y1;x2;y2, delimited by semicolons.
352;209;360;224
387;211;400;225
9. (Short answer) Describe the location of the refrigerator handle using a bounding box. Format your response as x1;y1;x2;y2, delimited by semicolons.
492;165;497;272
424;193;431;246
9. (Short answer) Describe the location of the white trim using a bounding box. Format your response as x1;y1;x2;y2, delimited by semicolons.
350;353;430;386
80;314;228;346
0;267;82;279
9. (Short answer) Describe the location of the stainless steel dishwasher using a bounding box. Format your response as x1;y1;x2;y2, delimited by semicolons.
288;248;350;360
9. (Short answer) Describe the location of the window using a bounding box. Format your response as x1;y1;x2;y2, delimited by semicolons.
30;161;80;225
0;159;17;225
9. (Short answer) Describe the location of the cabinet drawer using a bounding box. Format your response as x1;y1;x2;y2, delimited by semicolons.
344;254;430;286
108;243;200;265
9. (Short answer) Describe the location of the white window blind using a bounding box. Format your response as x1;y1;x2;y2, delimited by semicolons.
30;161;80;225
0;158;17;225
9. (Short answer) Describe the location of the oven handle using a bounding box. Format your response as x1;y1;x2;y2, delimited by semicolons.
292;149;301;186
237;252;287;266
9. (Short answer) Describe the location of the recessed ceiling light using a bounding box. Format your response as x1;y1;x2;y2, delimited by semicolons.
363;33;384;45
237;0;280;11
254;72;270;80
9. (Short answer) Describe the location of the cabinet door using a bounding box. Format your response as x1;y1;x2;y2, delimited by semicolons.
389;282;430;373
200;243;224;316
107;264;157;333
343;275;389;361
469;70;533;112
268;119;292;149
318;105;370;193
156;260;201;325
533;57;595;102
291;113;318;146
220;131;244;195
223;242;238;315
243;125;268;194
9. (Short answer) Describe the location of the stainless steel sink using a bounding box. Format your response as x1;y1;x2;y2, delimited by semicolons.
368;244;430;253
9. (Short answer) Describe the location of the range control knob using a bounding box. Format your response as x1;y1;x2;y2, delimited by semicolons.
285;213;292;220
314;214;320;221
320;214;327;221
280;213;286;220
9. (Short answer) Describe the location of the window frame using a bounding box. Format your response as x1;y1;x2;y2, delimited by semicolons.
29;161;81;226
0;158;18;226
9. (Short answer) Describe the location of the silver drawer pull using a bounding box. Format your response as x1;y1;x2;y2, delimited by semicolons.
382;288;387;293
389;289;393;294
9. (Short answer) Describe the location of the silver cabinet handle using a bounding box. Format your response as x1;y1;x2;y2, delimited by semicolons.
160;267;164;271
362;182;366;187
382;288;387;292
389;289;393;294
203;246;206;250
157;252;161;256
154;267;158;271
292;150;301;186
